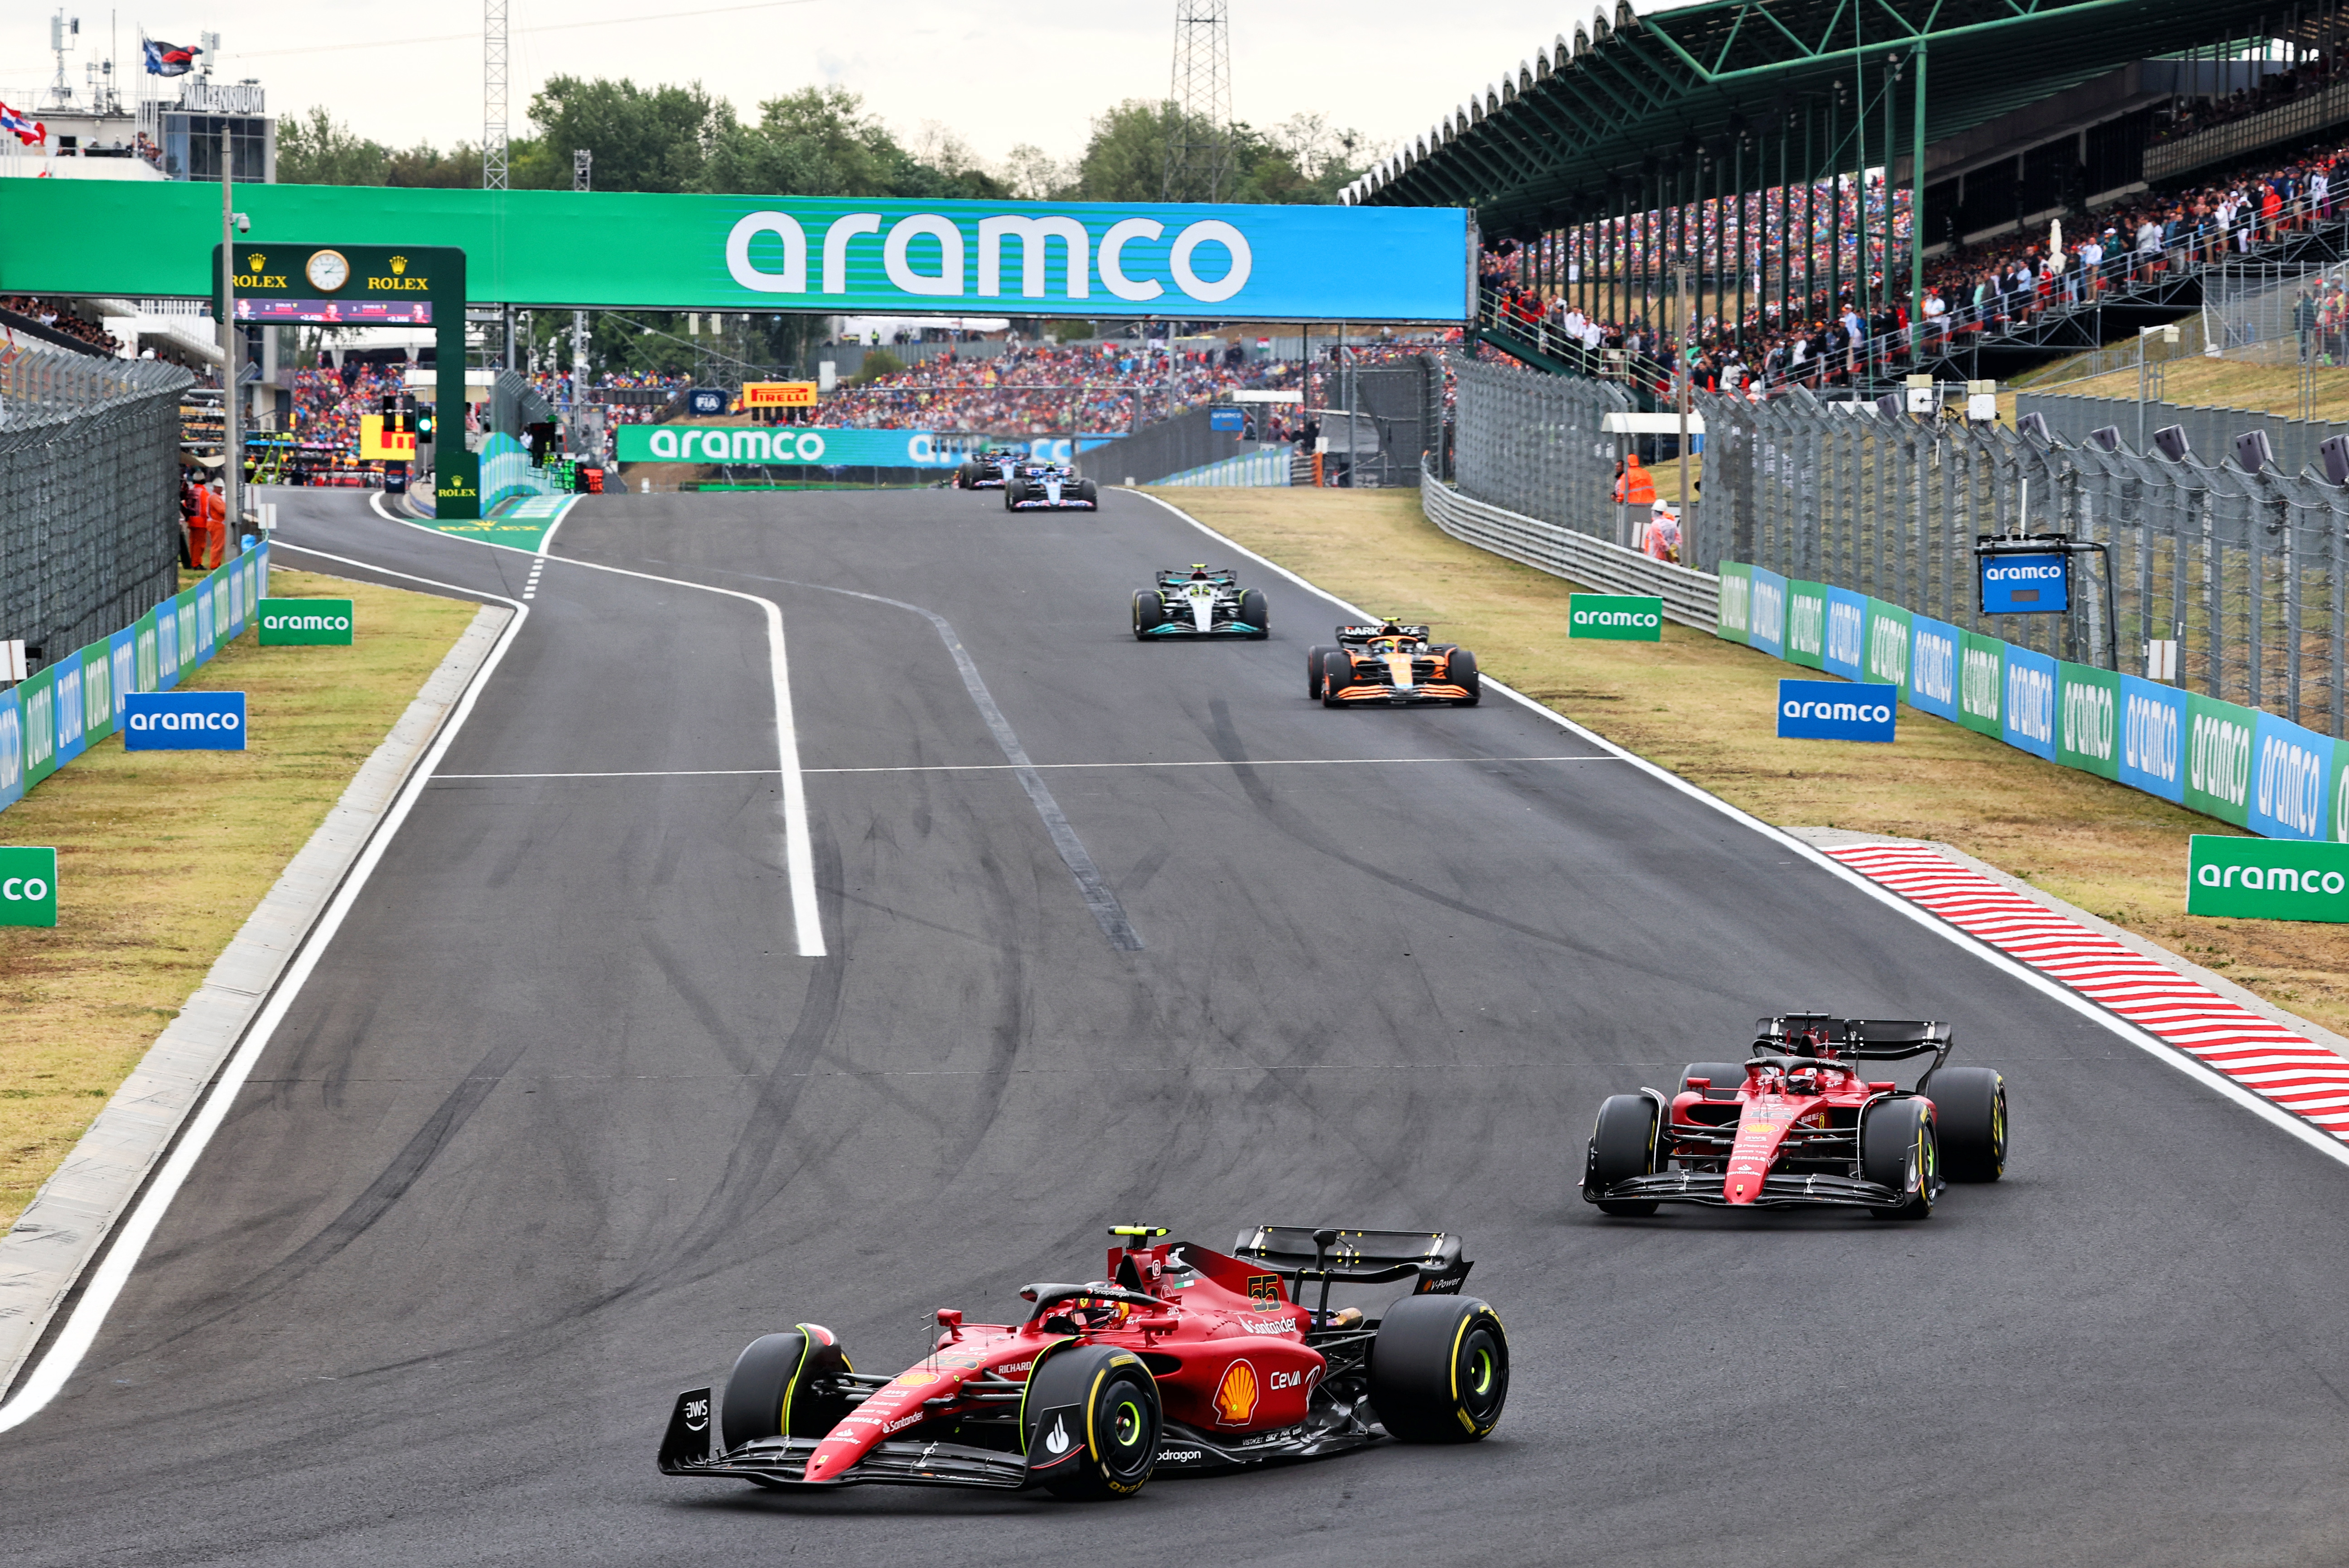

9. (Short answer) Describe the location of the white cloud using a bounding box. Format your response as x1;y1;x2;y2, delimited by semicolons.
0;0;1583;173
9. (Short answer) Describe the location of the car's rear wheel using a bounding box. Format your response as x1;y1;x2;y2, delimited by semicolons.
955;463;978;489
1861;1096;1938;1220
1239;589;1270;638
1679;1061;1748;1099
1023;1344;1161;1500
1931;1066;2007;1182
1134;590;1167;639
1368;1294;1509;1443
1447;647;1481;705
1320;649;1354;707
721;1325;855;1455
1304;644;1334;698
1586;1093;1660;1215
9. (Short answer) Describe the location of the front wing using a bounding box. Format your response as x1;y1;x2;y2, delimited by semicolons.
1142;616;1262;637
1009;492;1098;511
1325;680;1475;705
1588;1169;1917;1211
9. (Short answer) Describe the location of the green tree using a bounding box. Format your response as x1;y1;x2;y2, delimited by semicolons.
1073;99;1364;204
526;76;729;194
276;106;390;186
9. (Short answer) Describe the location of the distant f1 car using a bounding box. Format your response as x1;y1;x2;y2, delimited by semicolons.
1583;1013;2009;1220
955;450;1023;490
1006;462;1100;511
1307;621;1480;707
657;1224;1508;1500
1134;565;1269;639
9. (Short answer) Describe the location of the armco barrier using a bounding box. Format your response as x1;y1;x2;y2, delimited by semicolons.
1715;558;2349;846
1422;461;1719;629
0;541;269;819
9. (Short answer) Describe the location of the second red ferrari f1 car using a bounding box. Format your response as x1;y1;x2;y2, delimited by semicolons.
1583;1013;2008;1219
1307;621;1480;707
657;1224;1508;1499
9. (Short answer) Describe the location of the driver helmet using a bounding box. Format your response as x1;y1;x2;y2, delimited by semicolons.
1376;619;1407;637
1189;564;1214;580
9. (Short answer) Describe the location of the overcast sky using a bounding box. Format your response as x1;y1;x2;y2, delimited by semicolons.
0;1;1624;173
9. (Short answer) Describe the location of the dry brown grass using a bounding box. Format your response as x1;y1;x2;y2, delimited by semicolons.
1159;486;2349;1036
0;568;480;1228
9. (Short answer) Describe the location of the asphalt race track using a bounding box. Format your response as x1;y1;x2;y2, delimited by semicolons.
7;484;2349;1566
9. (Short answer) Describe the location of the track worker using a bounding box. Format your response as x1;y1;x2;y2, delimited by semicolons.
1641;499;1681;564
1614;454;1656;507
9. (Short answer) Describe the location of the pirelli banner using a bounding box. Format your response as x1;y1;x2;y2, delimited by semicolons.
1714;560;2349;854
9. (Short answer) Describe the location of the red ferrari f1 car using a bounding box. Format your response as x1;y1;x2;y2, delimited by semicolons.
657;1224;1508;1499
1583;1013;2008;1220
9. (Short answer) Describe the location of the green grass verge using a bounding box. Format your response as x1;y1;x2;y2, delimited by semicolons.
0;568;481;1230
1157;486;2349;1039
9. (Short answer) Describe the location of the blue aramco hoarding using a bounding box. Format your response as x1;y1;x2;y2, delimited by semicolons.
124;690;247;751
1777;679;1898;743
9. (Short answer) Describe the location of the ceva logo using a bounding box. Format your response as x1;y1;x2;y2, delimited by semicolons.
2124;691;2179;782
2255;733;2327;838
2188;713;2253;805
2062;681;2116;760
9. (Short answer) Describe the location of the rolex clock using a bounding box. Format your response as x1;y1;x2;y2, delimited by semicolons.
305;249;351;293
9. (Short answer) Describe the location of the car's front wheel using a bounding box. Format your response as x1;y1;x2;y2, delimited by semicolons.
1023;1344;1161;1499
1586;1093;1660;1215
1133;590;1167;639
722;1324;855;1457
1368;1294;1509;1443
1447;647;1481;705
1861;1096;1938;1220
1304;644;1334;698
1320;649;1354;706
1239;588;1270;638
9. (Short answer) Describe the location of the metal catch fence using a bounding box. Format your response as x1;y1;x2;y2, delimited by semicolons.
1698;388;2349;738
0;344;193;673
1450;355;1636;545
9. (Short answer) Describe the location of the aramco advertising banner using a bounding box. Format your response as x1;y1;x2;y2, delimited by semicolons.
617;426;1106;467
0;182;1473;322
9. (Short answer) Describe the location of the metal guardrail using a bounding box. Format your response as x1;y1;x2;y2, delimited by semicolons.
0;343;193;672
1421;459;1720;629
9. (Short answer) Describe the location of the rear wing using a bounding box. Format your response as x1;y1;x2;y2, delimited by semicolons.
1754;1014;1953;1063
1231;1226;1471;1295
1157;569;1236;587
1335;624;1432;643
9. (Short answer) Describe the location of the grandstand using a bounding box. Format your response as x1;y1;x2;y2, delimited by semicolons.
1348;0;2349;392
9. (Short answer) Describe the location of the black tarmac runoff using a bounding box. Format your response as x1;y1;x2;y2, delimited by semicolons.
7;485;2349;1567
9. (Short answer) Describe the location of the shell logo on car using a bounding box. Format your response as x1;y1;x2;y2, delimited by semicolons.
1212;1359;1259;1425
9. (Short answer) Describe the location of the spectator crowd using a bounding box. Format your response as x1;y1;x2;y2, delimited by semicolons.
2;294;122;355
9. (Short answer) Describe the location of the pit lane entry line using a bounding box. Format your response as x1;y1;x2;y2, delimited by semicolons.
0;547;530;1436
369;494;825;958
1128;488;2349;1175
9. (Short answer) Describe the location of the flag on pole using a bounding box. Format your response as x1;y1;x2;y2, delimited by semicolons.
143;39;203;77
0;101;44;147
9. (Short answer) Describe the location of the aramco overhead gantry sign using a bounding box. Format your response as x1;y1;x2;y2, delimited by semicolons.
13;182;1472;324
214;242;478;519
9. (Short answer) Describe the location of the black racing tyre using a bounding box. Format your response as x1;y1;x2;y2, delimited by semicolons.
1022;1344;1161;1500
721;1325;855;1452
1861;1096;1938;1221
1304;644;1335;699
1239;588;1270;638
1320;649;1354;707
1005;479;1028;509
1368;1294;1510;1443
1586;1093;1660;1216
1931;1066;2007;1182
1134;590;1168;639
1679;1061;1749;1098
955;463;978;489
1447;647;1481;705
1077;478;1100;507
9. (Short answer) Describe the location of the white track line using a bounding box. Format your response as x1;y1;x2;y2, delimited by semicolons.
0;550;527;1435
1125;487;2349;1174
433;754;1626;781
367;494;823;957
